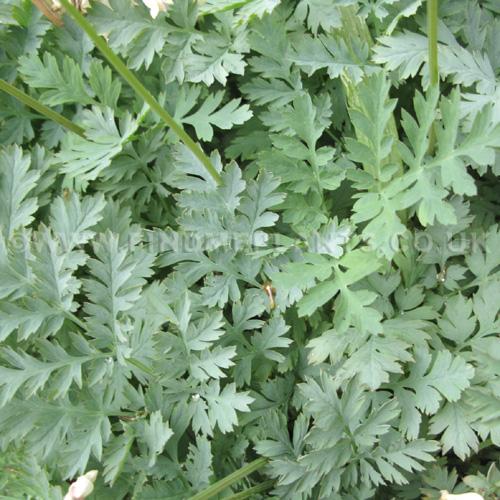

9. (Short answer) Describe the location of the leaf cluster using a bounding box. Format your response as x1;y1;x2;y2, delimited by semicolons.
1;1;500;499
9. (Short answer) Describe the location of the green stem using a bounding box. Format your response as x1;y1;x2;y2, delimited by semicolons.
372;11;381;38
126;357;157;379
224;479;276;500
316;179;327;212
197;0;249;16
227;455;252;489
338;5;372;47
114;411;143;418
0;77;86;138
338;5;403;177
325;127;341;144
187;457;269;500
427;0;439;88
308;149;326;211
427;0;439;155
57;0;223;186
63;310;88;331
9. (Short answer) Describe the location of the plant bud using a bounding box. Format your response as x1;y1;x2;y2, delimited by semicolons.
440;490;484;500
141;0;172;18
64;470;98;500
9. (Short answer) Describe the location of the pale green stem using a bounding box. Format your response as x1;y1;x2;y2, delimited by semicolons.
427;0;439;155
308;148;326;211
63;310;88;331
126;358;158;379
197;0;249;16
0;77;86;138
187;457;269;500
338;5;403;177
428;0;439;88
224;479;276;500
57;0;223;186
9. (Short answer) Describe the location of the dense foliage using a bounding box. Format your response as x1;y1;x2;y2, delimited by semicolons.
1;0;500;499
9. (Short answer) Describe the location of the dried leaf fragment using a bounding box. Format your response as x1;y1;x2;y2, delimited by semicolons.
262;281;276;309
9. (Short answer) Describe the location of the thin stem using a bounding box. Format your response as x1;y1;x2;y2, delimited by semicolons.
325;128;341;144
31;0;63;26
197;0;249;17
427;0;439;88
187;457;269;500
427;0;439;155
338;6;403;178
227;455;252;489
308;150;326;212
372;11;381;38
57;0;223;186
114;411;143;419
224;479;276;500
126;358;158;379
0;78;86;138
63;310;88;331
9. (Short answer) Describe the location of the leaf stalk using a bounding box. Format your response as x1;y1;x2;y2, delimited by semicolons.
338;5;403;177
187;457;269;500
0;77;86;138
427;0;439;88
427;0;439;155
224;479;276;500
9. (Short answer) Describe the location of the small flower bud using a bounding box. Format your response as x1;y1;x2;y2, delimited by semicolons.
440;490;484;500
141;0;172;18
64;470;98;500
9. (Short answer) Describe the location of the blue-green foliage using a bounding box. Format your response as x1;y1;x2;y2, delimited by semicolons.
1;0;500;499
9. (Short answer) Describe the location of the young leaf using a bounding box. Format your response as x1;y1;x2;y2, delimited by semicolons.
83;232;155;344
56;107;139;186
0;145;39;239
135;410;173;467
0;342;92;406
250;317;292;362
192;380;253;435
18;52;95;106
184;16;248;86
87;0;171;70
294;0;342;34
181;91;252;141
429;401;479;460
337;334;412;391
185;435;213;491
291;34;371;83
